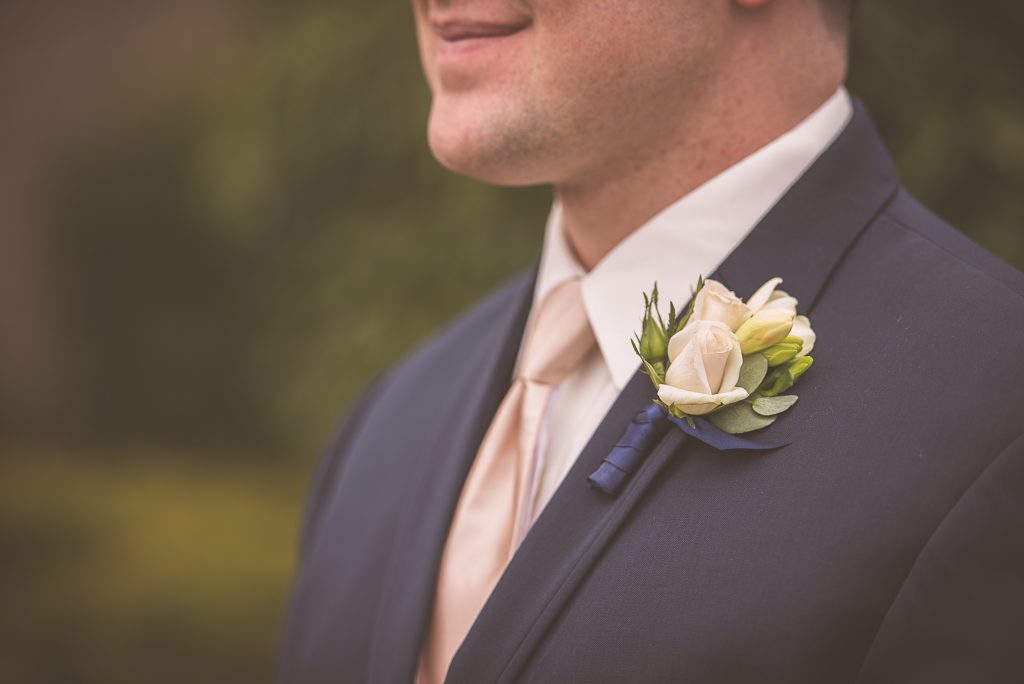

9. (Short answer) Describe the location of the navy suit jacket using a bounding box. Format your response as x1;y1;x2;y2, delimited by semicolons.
278;102;1024;683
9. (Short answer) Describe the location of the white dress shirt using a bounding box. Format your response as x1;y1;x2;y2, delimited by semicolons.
515;87;854;528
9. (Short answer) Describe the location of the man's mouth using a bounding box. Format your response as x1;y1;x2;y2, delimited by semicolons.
431;16;532;47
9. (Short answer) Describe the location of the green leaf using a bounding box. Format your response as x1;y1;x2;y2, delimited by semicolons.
752;394;798;416
758;367;787;397
651;282;667;330
708;402;777;434
673;275;704;333
655;400;685;419
759;355;814;397
736;353;769;393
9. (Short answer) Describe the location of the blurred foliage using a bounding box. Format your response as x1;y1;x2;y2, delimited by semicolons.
5;1;1023;683
847;2;1024;269
0;448;302;683
59;2;549;457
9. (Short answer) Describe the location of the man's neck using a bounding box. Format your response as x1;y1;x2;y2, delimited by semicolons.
555;85;843;271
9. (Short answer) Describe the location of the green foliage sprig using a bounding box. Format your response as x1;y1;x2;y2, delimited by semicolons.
630;277;704;391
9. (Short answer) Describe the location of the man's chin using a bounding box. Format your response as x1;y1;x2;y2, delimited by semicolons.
426;110;552;187
431;150;538;187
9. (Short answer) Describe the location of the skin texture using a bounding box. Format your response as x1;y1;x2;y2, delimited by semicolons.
412;0;848;269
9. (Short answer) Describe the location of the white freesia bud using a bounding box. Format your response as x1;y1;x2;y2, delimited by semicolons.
747;277;799;316
658;320;749;416
745;277;783;313
734;308;796;354
790;314;816;356
757;290;798;316
691;279;751;332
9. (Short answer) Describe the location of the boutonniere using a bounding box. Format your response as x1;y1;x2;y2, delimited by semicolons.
589;276;816;495
634;276;815;434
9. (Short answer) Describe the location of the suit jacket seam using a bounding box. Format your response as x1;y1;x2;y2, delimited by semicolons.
806;183;901;313
853;428;1024;679
880;207;1024;304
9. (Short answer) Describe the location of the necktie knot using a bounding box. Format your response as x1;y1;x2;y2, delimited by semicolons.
517;278;595;385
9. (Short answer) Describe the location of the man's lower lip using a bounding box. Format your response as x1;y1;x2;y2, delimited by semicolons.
437;28;528;56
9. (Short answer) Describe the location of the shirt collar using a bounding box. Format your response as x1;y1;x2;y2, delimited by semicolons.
531;86;854;390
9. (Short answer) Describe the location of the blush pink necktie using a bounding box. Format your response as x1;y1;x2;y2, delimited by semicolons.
417;277;595;684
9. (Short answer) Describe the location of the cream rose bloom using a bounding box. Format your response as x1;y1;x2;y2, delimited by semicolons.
658;320;749;416
690;279;751;332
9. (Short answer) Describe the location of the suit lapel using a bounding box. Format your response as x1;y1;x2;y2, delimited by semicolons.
447;99;901;684
713;100;900;311
366;266;538;684
447;366;684;683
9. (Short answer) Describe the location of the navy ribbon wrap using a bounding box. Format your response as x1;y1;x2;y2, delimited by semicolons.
587;403;668;496
588;403;788;496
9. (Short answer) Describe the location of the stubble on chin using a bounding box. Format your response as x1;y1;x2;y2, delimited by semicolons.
426;94;564;187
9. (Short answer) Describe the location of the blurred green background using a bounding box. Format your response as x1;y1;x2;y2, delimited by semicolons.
1;1;1021;682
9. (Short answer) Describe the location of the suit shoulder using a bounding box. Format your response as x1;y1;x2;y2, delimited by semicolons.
880;190;1024;301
